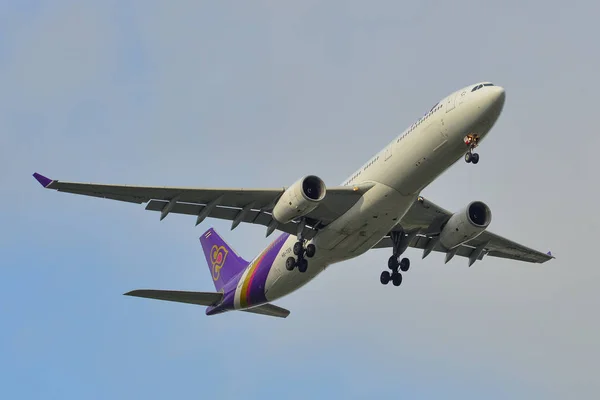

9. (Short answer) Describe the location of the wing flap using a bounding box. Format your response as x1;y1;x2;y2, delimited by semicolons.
373;235;486;260
242;303;290;318
124;290;223;306
145;200;308;238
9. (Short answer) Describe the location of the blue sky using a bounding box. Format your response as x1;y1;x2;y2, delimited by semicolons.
2;1;599;399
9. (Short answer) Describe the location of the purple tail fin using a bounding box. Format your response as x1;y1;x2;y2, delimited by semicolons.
200;228;249;291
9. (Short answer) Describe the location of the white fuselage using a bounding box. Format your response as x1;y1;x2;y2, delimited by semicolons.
236;83;505;308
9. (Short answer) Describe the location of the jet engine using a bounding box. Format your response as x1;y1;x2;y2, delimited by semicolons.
438;201;492;249
272;175;326;224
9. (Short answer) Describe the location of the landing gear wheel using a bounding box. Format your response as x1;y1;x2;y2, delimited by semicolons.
305;244;316;258
385;230;412;286
293;241;304;256
471;153;479;164
465;152;472;163
380;270;391;285
388;256;399;270
399;257;410;272
285;257;296;271
297;258;308;273
392;272;403;286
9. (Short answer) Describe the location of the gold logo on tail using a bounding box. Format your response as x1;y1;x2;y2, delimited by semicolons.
210;245;229;281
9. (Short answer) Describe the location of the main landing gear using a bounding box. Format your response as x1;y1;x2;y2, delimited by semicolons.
381;256;409;287
464;134;480;164
286;241;316;274
380;231;412;287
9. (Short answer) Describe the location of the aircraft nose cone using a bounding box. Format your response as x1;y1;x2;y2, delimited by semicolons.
490;86;506;107
482;85;505;118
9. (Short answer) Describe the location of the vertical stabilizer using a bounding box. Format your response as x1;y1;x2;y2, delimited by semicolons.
200;228;248;291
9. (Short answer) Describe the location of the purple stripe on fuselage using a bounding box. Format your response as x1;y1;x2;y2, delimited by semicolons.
247;233;289;306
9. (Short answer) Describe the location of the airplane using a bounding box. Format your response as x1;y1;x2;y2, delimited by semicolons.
33;81;554;318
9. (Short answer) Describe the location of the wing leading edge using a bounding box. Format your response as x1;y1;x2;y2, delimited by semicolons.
32;172;374;238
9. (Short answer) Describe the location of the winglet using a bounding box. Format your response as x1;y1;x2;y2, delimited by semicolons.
32;172;53;188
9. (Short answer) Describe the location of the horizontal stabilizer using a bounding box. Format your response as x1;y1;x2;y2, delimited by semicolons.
124;289;223;306
242;303;290;318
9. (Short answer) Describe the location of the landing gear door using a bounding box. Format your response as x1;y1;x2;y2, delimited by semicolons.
445;92;456;113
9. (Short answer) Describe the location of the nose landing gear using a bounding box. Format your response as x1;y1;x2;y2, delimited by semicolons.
465;152;479;164
464;134;480;164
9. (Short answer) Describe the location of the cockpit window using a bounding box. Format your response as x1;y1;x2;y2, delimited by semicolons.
471;83;494;92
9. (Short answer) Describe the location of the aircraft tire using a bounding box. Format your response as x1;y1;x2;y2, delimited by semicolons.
286;257;296;271
380;270;391;285
298;258;308;273
293;241;303;256
465;152;472;163
388;256;399;270
471;153;479;164
400;257;410;272
305;244;316;258
392;272;403;286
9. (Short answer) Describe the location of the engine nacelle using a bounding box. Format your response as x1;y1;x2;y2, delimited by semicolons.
439;201;492;249
272;175;327;224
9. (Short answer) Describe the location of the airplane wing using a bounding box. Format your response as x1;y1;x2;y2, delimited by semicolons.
242;303;290;318
373;195;554;265
33;173;374;238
